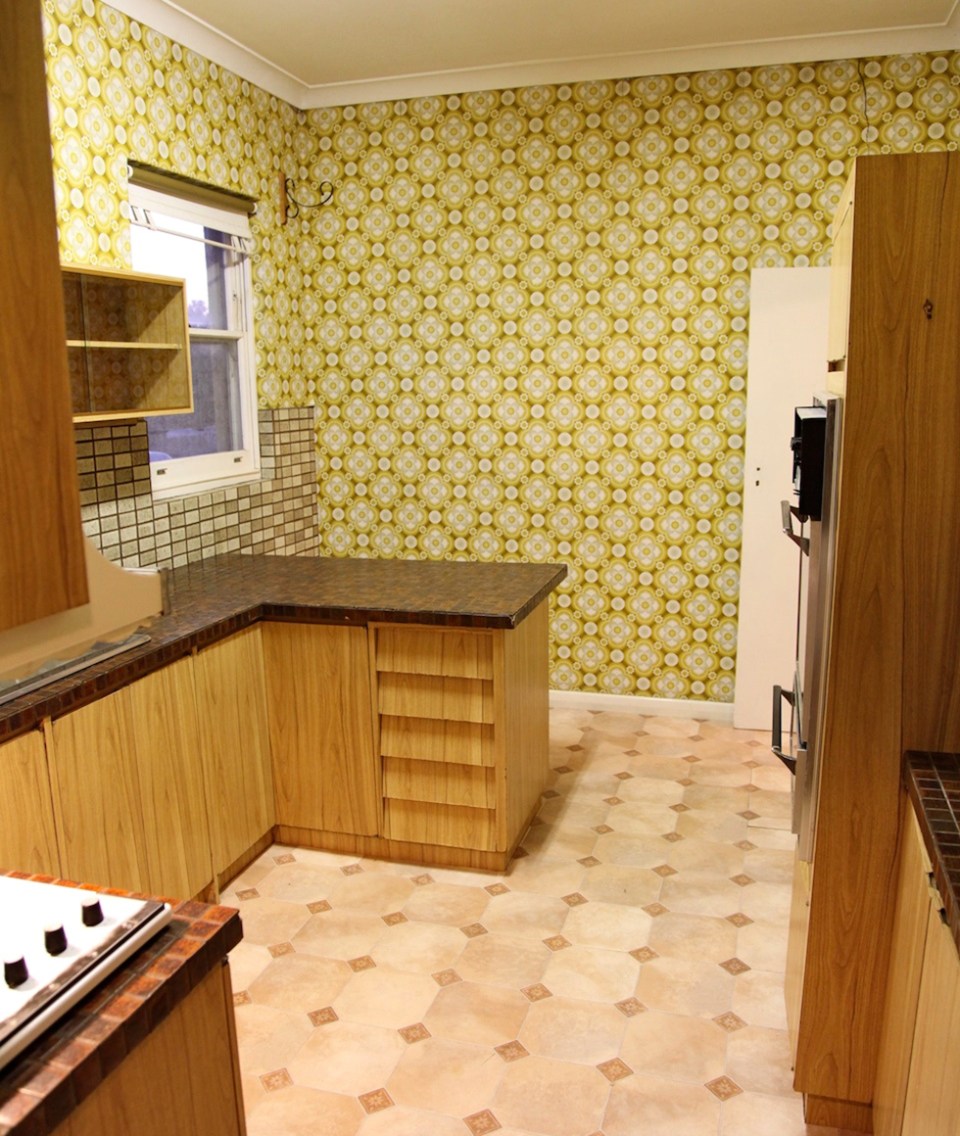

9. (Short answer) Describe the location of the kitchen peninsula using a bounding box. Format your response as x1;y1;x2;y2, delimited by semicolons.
0;555;566;898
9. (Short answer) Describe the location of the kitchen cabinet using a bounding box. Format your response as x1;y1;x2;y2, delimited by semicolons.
0;730;60;876
50;963;245;1136
262;623;380;837
63;265;193;422
788;153;960;1128
0;2;87;633
194;626;275;882
875;802;960;1136
48;658;213;899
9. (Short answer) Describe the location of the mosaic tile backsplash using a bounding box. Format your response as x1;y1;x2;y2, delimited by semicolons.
77;409;319;568
42;0;960;699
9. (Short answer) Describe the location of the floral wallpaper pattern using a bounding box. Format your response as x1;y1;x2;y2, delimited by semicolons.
43;0;960;699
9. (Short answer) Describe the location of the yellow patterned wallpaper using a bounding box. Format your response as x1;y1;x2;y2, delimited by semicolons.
43;0;960;700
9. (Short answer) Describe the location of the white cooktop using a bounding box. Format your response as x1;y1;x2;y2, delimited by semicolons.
0;875;172;1071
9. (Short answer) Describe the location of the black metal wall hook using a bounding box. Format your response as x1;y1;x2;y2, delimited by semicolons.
279;174;334;223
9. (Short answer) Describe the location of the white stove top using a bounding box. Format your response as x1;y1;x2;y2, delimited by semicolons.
0;875;172;1071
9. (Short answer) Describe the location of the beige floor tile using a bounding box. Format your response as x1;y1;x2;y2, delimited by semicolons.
493;1054;610;1136
369;917;466;973
589;709;654;736
542;944;640;1002
635;956;735;1018
731;970;789;1030
400;881;491;926
224;857;282;895
642;716;701;738
535;797;611;829
682;784;752;813
725;1025;796;1096
718;1090;812;1135
606;803;683;837
748;789;793;821
659;874;748;918
233;895;314;946
562;899;652;951
327;872;418;914
604;1072;721;1136
518;995;627;1063
646;912;739;964
423;980;530;1046
286;1019;407;1095
248;954;353;1013
743;846;795;885
333;965;440;1030
632;737;697;762
503;857;586;896
355;1105;472;1136
234;1001;314;1074
685;743;761;768
675;808;750;844
520;822;600;860
736;920;789;972
620;1009;727;1083
291;909;388;960
744;826;797;851
739;881;792;924
254;861;346;904
614;775;688;805
245;1085;364;1136
481;890;570;939
576;862;662;906
656;836;744;877
750;764;793;791
239;1071;268;1115
387;1036;504;1114
229;940;274;992
456;933;552;988
592;831;674;868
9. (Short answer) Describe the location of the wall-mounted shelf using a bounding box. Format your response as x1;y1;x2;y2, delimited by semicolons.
62;264;193;423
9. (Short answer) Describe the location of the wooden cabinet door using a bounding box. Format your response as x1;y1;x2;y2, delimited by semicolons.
902;903;960;1135
262;623;378;836
0;730;61;876
126;658;212;899
0;2;87;632
49;688;149;893
194;627;274;875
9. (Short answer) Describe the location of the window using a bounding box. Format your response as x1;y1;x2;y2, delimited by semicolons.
128;182;259;495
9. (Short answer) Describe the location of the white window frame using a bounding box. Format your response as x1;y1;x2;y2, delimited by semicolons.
128;183;260;498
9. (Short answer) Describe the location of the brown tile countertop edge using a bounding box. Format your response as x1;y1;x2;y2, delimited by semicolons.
904;750;960;959
0;553;567;743
0;872;241;1136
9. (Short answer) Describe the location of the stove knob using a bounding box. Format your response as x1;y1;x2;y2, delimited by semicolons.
44;924;68;956
4;957;29;988
81;897;104;927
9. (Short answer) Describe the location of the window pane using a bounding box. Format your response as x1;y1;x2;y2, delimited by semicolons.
148;339;242;460
130;217;234;331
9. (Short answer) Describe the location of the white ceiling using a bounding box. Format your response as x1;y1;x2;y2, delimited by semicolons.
114;0;960;107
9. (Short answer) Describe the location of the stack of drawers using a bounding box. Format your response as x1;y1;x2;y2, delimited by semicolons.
373;625;501;852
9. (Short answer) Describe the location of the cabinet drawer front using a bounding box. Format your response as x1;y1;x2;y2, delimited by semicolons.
375;627;494;679
384;798;498;851
378;673;494;724
383;756;496;809
379;715;494;767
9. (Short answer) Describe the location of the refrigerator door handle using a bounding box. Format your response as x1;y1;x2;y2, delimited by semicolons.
781;500;810;555
771;683;798;774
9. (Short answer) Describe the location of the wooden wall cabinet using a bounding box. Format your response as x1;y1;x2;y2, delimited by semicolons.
0;730;61;876
0;2;87;632
791;153;960;1128
194;627;275;882
48;658;212;899
63;265;193;422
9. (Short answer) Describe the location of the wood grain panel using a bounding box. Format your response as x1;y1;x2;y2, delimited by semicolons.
49;690;149;893
274;824;510;873
901;904;960;1136
796;154;959;1108
53;964;245;1136
378;672;494;723
0;2;87;631
262;623;379;835
379;715;495;767
383;756;496;809
803;1096;874;1131
125;658;212;899
194;627;274;874
383;799;497;851
874;806;933;1136
499;602;550;850
784;853;810;1062
375;626;494;678
0;730;61;876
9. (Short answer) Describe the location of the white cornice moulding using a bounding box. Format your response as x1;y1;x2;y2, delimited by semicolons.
106;0;960;109
549;689;736;725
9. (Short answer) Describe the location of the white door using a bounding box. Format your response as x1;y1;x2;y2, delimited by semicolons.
734;268;831;730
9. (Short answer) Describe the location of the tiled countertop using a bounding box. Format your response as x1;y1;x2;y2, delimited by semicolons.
904;751;960;957
0;874;241;1136
0;553;566;742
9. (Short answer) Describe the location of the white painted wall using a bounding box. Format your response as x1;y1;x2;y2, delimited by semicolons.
734;268;831;730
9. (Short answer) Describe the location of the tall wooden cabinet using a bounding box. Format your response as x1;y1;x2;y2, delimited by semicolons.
0;1;87;632
789;153;960;1127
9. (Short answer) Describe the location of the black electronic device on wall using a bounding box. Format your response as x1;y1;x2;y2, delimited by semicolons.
791;405;827;520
